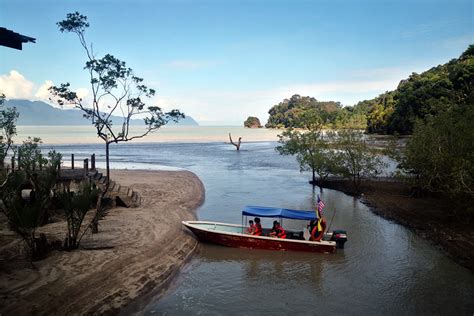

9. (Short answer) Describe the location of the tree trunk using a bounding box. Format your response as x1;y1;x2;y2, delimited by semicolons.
92;222;98;234
92;200;100;234
105;141;110;186
93;142;111;235
229;133;242;150
353;174;361;194
32;233;49;261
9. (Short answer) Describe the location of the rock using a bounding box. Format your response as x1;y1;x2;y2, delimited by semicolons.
244;116;262;128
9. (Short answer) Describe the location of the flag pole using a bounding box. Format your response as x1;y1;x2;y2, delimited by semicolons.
326;208;337;233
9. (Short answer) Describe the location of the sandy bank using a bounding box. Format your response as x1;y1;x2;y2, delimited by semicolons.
0;169;205;314
320;178;474;272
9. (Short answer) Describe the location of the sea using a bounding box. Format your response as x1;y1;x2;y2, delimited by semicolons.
17;125;474;315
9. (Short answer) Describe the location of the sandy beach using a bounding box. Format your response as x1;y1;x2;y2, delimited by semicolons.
0;169;205;315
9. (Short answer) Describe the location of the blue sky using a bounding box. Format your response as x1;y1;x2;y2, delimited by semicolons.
1;0;472;125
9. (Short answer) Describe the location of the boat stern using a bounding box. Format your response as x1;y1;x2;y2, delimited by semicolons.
330;230;348;249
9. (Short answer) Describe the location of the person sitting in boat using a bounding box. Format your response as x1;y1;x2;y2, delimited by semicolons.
304;219;318;240
269;221;278;237
310;217;327;241
246;220;255;234
269;221;286;239
308;219;317;233
252;217;262;236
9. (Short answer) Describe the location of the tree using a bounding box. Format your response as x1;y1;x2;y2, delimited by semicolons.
17;137;46;171
0;138;61;261
276;111;337;185
266;94;342;128
0;93;19;169
0;96;63;262
363;45;474;135
365;91;396;133
59;181;99;250
331;129;386;192
333;106;367;130
229;133;242;150
16;138;61;225
49;12;184;184
400;104;473;219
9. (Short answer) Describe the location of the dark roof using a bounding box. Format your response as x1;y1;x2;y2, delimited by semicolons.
0;27;36;50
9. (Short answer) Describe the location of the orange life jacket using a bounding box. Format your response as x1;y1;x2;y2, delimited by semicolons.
253;223;262;236
276;226;286;239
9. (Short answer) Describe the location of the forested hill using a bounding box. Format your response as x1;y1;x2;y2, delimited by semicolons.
265;94;366;129
4;99;199;126
361;45;474;135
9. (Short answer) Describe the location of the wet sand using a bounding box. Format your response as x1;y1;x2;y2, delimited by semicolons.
0;169;205;314
320;178;474;272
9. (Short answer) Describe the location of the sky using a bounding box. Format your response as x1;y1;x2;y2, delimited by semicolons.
0;0;472;125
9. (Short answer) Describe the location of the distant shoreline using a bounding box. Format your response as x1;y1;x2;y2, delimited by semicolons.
16;125;282;145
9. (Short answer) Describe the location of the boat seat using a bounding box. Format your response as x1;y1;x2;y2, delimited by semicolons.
286;231;305;240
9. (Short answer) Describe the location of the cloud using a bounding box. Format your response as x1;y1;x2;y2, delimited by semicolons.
75;88;89;100
0;70;90;108
34;80;54;100
0;70;35;99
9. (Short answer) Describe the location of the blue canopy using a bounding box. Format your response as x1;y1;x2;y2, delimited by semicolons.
242;205;318;220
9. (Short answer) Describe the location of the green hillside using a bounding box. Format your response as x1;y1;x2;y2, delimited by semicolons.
362;45;474;135
265;94;366;129
266;45;473;134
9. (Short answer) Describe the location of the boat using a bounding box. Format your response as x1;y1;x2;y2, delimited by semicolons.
182;206;347;254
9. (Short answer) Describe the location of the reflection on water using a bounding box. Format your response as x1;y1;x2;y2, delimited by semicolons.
45;140;474;315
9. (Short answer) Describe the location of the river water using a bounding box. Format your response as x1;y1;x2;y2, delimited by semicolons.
42;136;474;315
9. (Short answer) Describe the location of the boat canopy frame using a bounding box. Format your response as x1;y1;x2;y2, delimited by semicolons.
242;205;318;221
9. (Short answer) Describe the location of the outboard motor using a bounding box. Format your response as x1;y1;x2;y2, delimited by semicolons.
330;230;348;249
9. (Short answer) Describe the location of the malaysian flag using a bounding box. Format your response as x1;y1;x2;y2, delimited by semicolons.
317;195;325;217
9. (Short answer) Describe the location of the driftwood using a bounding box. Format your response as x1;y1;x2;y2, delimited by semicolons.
229;133;242;150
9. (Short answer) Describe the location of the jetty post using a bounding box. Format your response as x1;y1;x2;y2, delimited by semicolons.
91;154;96;170
83;158;89;177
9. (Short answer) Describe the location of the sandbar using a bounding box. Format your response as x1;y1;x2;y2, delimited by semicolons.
0;169;205;314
